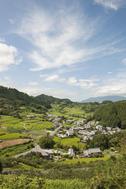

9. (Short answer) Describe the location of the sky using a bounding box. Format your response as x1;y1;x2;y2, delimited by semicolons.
0;0;126;101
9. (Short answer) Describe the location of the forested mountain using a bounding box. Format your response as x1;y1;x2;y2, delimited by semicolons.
0;86;35;105
0;86;45;115
0;86;72;114
94;101;126;129
35;94;72;108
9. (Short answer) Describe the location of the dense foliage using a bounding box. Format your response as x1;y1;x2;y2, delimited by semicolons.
94;101;126;128
35;94;72;108
87;131;126;150
0;86;71;115
39;136;55;149
0;154;126;188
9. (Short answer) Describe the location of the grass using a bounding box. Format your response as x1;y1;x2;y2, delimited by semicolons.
0;133;28;140
44;179;88;189
0;142;33;158
49;104;92;120
0;175;89;189
62;155;110;164
54;137;85;150
0;115;53;133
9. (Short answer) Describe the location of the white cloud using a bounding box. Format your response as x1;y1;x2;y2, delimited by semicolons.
22;9;96;70
108;71;112;74
43;74;98;89
16;7;123;71
0;42;21;71
44;74;66;82
29;81;38;86
20;86;44;96
67;78;98;88
67;77;77;85
45;74;66;82
94;71;126;96
45;74;60;81
94;0;126;10
0;76;16;88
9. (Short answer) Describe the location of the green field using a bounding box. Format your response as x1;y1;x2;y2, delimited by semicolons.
0;142;33;158
0;133;28;140
0;115;53;134
62;155;110;164
54;137;85;150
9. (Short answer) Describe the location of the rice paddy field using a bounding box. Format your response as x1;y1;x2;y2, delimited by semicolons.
0;115;53;134
54;136;85;150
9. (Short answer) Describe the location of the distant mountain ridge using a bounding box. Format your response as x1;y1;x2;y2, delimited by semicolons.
35;94;72;107
82;95;126;103
0;86;72;108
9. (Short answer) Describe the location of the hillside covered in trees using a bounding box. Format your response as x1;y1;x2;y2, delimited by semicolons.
0;86;72;115
94;101;126;129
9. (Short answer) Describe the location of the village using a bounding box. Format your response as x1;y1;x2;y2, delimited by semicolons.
46;113;121;140
13;113;121;161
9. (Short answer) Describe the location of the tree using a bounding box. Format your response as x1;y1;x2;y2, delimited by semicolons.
0;161;3;173
39;136;55;149
87;134;110;150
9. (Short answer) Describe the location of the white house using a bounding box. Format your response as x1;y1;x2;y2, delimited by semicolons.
82;148;102;158
68;148;75;157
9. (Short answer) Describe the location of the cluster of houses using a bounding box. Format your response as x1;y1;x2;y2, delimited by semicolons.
52;116;121;142
15;144;103;160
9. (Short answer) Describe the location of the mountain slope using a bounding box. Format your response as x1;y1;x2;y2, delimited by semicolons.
82;95;126;103
35;94;72;108
0;86;72;110
0;86;35;105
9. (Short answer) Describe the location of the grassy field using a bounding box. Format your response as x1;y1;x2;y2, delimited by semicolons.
0;142;33;158
62;155;110;164
0;115;53;133
0;175;89;189
0;133;28;140
49;103;92;120
54;137;85;150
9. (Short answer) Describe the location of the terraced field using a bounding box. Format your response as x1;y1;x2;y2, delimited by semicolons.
0;138;31;149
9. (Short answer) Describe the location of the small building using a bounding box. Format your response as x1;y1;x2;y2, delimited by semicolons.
96;125;103;131
57;133;67;138
66;129;74;137
82;148;102;158
68;148;75;157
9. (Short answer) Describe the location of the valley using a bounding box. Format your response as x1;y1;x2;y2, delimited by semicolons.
0;86;126;188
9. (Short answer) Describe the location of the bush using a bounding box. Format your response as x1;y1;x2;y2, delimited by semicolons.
39;135;55;149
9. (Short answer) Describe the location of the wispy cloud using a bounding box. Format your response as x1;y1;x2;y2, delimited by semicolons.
94;70;126;96
0;76;16;88
0;42;21;72
43;74;98;89
16;6;124;71
17;7;96;71
94;0;126;10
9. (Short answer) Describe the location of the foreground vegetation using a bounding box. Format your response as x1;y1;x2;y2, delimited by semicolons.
1;154;126;188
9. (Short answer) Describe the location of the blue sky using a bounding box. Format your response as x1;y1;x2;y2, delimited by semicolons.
0;0;126;101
